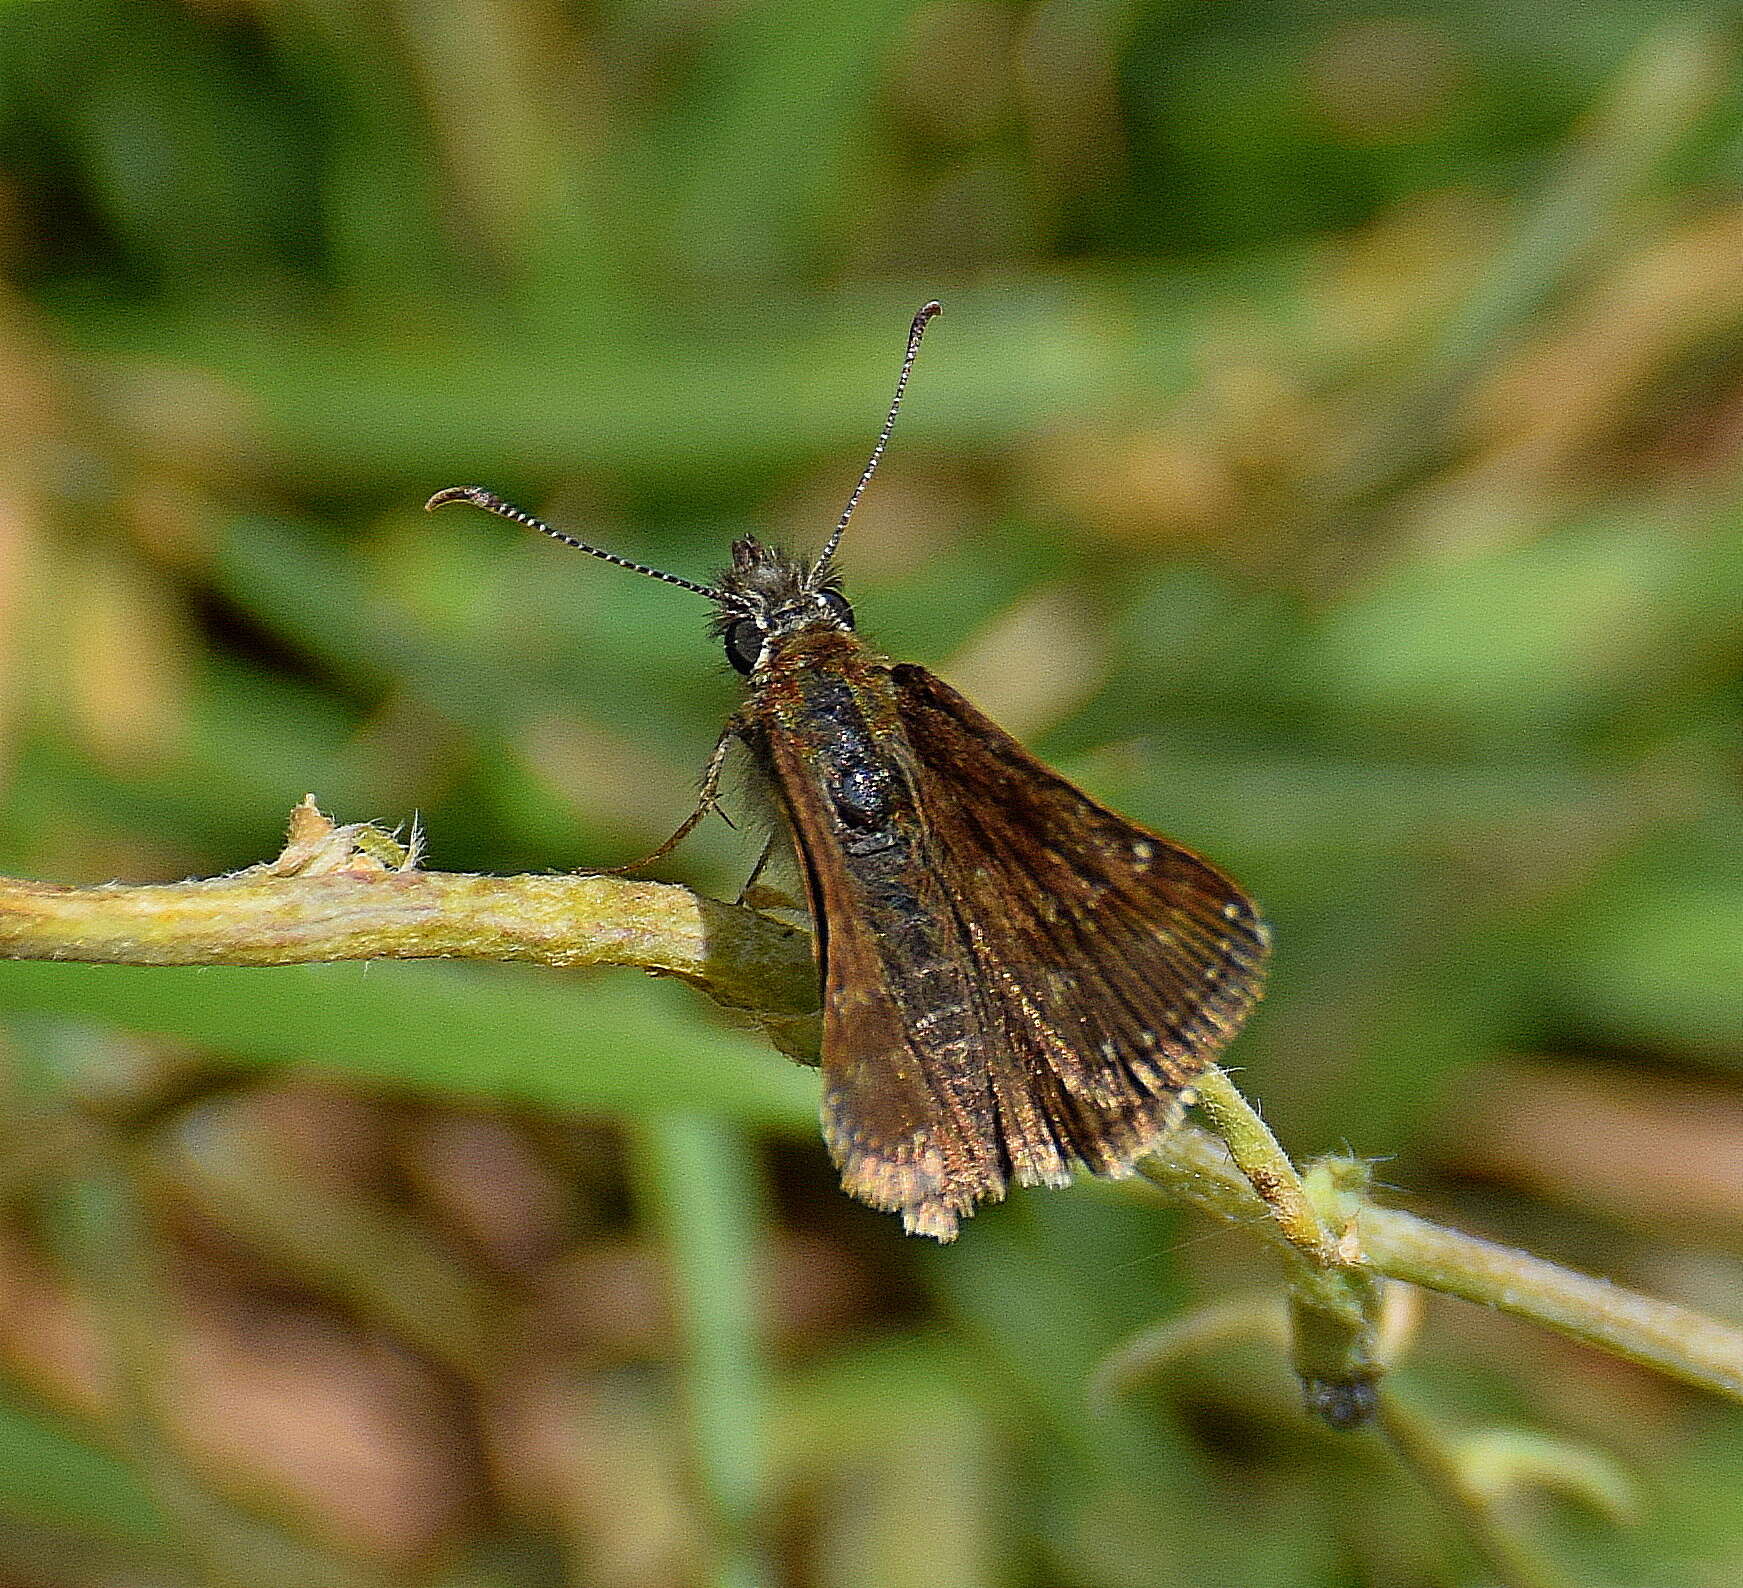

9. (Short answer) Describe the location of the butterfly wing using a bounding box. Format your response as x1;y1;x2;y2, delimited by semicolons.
758;645;1268;1239
891;661;1271;1119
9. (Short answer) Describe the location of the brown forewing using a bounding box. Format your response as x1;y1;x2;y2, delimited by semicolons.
751;636;1269;1240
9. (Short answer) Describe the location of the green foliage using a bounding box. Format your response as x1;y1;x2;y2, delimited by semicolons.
1;3;1741;1585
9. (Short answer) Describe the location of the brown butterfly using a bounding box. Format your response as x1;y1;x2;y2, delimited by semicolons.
429;302;1269;1240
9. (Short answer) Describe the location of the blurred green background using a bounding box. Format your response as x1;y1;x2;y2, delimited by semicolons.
0;2;1741;1584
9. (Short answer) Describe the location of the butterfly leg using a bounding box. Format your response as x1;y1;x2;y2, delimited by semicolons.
735;837;774;901
738;834;808;911
601;720;740;874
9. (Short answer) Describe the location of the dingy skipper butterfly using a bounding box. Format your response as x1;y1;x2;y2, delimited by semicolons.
429;303;1269;1239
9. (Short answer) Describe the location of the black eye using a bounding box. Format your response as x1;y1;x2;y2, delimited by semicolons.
819;589;854;628
723;617;763;674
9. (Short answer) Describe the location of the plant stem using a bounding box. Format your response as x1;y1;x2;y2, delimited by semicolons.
1189;1068;1386;1426
1189;1067;1336;1265
1138;1128;1743;1406
5;848;1742;1414
1359;1202;1743;1401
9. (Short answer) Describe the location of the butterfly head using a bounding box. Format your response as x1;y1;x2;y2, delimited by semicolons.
713;538;855;676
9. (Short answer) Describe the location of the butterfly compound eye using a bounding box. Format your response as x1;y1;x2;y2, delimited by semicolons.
819;589;854;628
723;617;764;674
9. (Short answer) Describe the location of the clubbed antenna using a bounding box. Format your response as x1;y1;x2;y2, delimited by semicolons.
812;300;941;576
425;486;726;602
